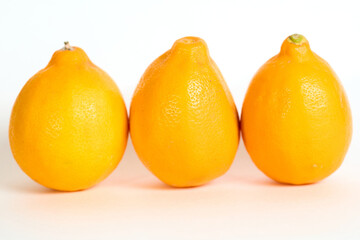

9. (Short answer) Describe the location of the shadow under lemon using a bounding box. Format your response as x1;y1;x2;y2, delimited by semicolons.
102;137;281;190
3;129;285;194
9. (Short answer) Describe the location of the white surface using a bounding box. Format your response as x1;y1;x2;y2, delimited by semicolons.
1;0;360;239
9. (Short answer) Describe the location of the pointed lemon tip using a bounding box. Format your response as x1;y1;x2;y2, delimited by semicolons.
172;36;207;50
287;34;308;45
48;44;90;67
176;36;203;44
171;36;209;58
280;34;312;60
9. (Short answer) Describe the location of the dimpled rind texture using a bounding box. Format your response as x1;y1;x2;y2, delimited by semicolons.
9;47;128;191
130;37;240;187
241;36;352;185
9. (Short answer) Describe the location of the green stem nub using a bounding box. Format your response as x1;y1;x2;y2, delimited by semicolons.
288;34;304;45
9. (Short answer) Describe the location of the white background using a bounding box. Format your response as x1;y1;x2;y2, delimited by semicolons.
1;0;360;239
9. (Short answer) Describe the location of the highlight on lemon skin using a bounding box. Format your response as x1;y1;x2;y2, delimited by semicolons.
9;42;129;191
241;34;352;185
130;36;239;188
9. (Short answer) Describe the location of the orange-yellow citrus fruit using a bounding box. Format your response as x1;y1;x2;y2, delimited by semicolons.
241;34;352;184
9;42;128;191
130;37;240;187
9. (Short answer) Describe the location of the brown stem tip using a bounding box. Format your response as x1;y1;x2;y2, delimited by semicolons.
63;41;73;50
